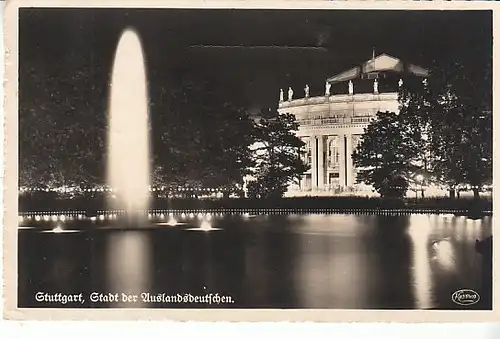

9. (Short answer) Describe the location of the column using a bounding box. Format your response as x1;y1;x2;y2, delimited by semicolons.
311;136;318;191
339;135;346;188
351;135;360;188
346;134;353;187
317;135;325;190
299;137;307;191
326;136;333;189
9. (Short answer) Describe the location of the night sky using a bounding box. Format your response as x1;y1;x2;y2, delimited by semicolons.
20;9;492;114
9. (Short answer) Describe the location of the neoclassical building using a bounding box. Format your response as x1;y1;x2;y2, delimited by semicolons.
278;54;428;196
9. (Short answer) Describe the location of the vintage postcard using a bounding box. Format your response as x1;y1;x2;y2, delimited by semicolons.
3;0;499;322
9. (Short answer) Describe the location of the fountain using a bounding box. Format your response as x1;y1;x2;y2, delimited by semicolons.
186;214;222;232
106;28;220;233
107;28;151;222
102;28;154;306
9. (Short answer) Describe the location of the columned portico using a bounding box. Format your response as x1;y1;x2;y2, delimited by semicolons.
304;133;356;192
277;53;428;196
279;90;399;195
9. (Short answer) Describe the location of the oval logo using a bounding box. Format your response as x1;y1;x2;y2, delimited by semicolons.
452;289;480;306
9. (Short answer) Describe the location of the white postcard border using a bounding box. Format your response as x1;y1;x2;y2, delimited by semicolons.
3;0;499;322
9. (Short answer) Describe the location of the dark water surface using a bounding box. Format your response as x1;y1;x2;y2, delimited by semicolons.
18;213;492;309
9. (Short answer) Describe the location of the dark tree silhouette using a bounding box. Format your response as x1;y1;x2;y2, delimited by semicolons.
352;111;422;198
247;112;308;199
19;63;107;189
353;58;491;200
425;60;492;199
151;77;255;194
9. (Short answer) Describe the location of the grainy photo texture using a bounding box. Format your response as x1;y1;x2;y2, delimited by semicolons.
4;2;496;321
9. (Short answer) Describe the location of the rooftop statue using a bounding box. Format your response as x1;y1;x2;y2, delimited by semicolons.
279;88;284;102
348;80;354;95
304;84;310;98
373;79;379;94
325;81;331;96
288;87;294;101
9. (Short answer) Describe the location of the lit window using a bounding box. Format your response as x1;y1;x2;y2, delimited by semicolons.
302;138;312;165
329;138;340;166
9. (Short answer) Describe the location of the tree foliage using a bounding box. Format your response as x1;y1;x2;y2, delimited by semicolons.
352;111;423;198
425;60;492;197
247;112;308;199
353;58;492;199
20;66;308;199
151;78;255;193
19;64;107;188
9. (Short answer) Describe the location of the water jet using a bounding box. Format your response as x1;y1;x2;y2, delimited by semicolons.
107;28;151;224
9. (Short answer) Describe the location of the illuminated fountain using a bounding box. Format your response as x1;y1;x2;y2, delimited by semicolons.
107;28;151;223
103;29;153;305
186;213;222;231
154;214;187;227
41;224;80;234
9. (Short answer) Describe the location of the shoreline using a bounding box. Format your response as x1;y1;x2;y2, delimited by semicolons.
18;195;492;216
18;207;492;217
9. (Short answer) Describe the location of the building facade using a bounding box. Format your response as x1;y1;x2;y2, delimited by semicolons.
278;54;428;196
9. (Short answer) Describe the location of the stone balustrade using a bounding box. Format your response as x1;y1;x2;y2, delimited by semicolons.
278;92;398;109
298;115;374;126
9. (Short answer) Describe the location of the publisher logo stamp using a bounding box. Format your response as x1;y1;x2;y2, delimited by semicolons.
452;289;480;306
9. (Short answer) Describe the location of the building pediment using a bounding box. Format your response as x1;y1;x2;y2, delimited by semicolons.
327;53;429;84
362;53;402;73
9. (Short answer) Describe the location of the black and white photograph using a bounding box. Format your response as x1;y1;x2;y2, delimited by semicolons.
3;1;496;321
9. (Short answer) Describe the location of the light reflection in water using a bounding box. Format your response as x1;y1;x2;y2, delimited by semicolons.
432;240;455;271
106;231;151;307
18;212;493;309
407;214;433;309
294;215;368;308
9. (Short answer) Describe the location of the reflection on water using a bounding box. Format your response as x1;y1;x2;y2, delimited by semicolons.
18;213;492;309
293;214;371;308
106;232;152;307
408;215;433;309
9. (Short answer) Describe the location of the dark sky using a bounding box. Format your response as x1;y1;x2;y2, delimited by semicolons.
20;9;492;113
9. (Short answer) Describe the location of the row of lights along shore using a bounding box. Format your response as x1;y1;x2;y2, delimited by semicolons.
18;208;487;223
18;186;238;193
19;211;240;223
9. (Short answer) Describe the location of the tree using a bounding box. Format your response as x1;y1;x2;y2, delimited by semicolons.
395;76;435;195
19;62;107;189
151;77;255;193
247;112;308;199
352;111;423;198
20;62;257;194
353;57;492;201
425;60;492;199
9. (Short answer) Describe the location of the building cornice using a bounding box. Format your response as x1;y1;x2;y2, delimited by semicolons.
278;92;398;110
298;123;369;132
